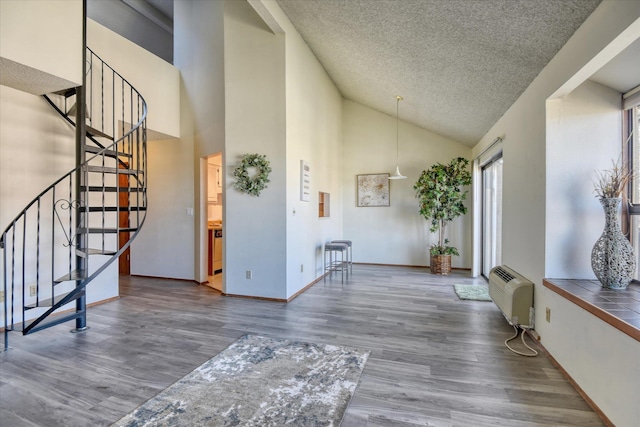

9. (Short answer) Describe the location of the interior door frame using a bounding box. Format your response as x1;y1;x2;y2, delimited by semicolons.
118;162;130;275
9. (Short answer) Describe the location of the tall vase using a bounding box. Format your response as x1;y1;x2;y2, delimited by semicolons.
591;197;636;289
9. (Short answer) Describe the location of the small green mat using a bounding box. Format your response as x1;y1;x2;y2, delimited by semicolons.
453;284;492;301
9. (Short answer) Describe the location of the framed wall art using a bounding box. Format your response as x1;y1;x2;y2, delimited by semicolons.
300;160;311;202
357;173;390;207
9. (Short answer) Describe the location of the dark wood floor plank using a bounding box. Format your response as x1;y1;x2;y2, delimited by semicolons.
0;266;603;426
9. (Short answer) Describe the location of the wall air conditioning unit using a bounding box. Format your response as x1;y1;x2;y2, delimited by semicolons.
489;265;534;328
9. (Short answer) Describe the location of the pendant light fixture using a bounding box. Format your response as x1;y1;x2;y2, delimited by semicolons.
389;95;407;180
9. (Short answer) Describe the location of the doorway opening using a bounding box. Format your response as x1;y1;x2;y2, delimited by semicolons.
206;153;223;291
119;162;130;275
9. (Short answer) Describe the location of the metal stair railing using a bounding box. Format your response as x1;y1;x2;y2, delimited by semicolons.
1;47;147;350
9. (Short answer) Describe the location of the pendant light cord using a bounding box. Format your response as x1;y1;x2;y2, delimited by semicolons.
396;95;402;164
389;95;406;180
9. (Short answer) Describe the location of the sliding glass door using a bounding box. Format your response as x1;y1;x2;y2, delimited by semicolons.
482;156;503;278
626;100;640;279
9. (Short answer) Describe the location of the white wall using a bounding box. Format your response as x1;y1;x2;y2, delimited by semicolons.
0;87;76;226
0;5;124;319
148;0;341;298
223;0;287;299
1;11;182;315
87;0;173;63
0;0;82;94
471;2;640;425
546;80;622;278
88;17;187;281
0;87;118;320
130;136;196;280
542;82;639;427
282;15;343;295
136;0;226;283
87;18;182;294
473;1;640;287
343;100;472;268
256;0;345;298
541;285;640;425
88;19;180;139
173;0;226;283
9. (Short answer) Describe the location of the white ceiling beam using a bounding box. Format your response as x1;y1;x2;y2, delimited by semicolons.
122;0;172;35
247;0;284;34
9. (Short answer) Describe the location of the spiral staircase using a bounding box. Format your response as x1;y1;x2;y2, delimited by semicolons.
1;47;148;350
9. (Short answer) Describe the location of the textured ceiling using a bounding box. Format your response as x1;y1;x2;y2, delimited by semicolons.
0;57;79;96
276;0;602;146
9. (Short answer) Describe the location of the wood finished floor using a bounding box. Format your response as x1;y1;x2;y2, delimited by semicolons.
0;265;603;426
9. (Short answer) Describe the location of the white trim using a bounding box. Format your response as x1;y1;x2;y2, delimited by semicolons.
549;18;640;100
624;84;640;99
475;136;503;161
623;85;640;109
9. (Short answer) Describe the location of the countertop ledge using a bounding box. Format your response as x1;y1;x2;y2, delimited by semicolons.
543;278;640;342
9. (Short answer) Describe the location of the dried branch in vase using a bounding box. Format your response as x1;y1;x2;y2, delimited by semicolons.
593;158;634;200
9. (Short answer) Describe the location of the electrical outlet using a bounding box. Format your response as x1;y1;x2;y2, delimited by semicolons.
545;307;551;323
246;270;252;280
29;285;37;297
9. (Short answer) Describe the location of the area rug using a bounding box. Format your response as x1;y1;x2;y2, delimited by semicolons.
453;284;492;301
112;334;370;426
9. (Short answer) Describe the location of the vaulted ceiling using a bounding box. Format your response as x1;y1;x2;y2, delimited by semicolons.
275;0;603;146
101;0;619;147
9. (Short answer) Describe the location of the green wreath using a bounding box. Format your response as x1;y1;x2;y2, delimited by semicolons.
233;153;272;196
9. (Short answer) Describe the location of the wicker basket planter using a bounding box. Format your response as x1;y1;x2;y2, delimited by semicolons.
430;254;452;275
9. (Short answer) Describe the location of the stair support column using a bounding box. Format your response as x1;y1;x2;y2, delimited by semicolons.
72;0;88;333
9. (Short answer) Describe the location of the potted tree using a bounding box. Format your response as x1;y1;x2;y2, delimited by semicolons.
414;157;472;275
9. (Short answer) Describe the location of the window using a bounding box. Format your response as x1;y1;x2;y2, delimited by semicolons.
624;86;640;279
319;192;330;217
